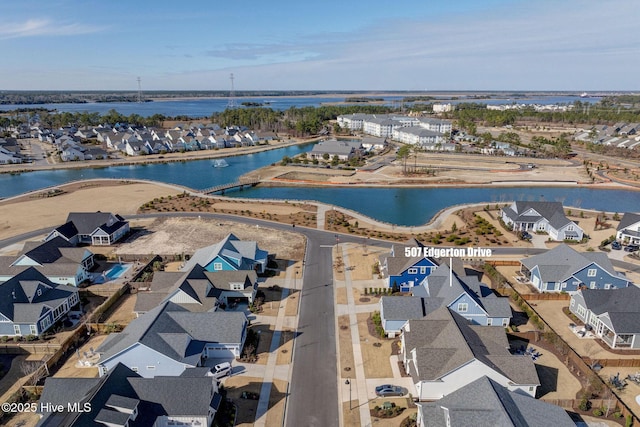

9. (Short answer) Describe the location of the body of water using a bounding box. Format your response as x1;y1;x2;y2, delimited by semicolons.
0;95;598;117
1;144;637;226
235;186;640;226
0;96;383;117
0;144;312;197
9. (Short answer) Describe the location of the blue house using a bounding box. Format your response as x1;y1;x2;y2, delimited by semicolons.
380;264;511;336
379;240;438;291
520;244;632;292
181;233;269;274
0;267;79;337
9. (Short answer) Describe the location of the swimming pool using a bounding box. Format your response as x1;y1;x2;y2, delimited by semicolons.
106;264;130;279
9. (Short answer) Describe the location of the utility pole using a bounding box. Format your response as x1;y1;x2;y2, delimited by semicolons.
227;73;237;109
137;77;143;103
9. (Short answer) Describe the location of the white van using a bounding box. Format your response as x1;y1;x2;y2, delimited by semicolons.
211;362;232;379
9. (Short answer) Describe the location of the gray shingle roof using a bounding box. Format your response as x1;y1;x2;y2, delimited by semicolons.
580;287;640;333
97;301;247;365
617;212;640;231
181;233;268;272
403;308;538;385
381;296;425;321
414;264;511;318
418;376;574;427
521;244;619;282
0;267;77;323
65;212;125;235
37;363;219;427
134;264;257;313
19;237;84;265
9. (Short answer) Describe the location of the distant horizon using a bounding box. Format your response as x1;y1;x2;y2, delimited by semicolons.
1;89;637;94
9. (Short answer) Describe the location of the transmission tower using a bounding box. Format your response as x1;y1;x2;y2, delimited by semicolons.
137;77;143;103
227;73;237;109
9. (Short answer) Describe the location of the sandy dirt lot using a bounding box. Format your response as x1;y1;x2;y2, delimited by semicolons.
259;152;591;186
116;216;306;261
100;293;138;325
0;182;178;240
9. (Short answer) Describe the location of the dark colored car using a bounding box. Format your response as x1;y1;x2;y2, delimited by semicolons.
521;231;532;240
611;241;622;250
624;244;639;252
375;384;404;397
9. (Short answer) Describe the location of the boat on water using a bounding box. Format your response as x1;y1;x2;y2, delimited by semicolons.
212;159;229;168
580;92;588;98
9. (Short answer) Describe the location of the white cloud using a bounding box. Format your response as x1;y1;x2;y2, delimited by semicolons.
0;18;104;40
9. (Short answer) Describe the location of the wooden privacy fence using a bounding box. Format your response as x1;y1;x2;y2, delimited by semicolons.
0;342;61;355
522;292;571;301
587;358;640;368
486;260;521;266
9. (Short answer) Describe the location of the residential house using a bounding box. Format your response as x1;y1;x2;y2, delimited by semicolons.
45;211;130;246
37;363;221;427
378;240;438;291
416;376;574;427
97;301;248;377
308;139;361;161
0;148;22;164
520;244;632;292
570;287;640;350
380;264;511;337
256;131;278;142
134;264;258;315
481;141;520;156
181;233;268;274
360;137;386;151
616;212;640;245
0;267;79;336
401;307;539;400
413;264;511;326
379;296;427;338
60;143;86;162
0;237;94;286
500;201;583;241
124;140;150;156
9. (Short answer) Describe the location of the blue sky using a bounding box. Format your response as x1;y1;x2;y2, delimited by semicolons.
0;0;638;91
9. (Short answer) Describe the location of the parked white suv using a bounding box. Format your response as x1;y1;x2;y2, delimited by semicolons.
211;362;232;379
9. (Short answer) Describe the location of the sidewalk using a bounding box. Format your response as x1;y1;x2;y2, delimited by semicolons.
338;244;373;427
253;261;301;427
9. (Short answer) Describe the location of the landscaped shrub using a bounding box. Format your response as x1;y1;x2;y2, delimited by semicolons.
593;408;604;417
578;397;591;411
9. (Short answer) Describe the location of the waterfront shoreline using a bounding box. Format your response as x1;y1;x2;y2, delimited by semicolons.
0;137;320;175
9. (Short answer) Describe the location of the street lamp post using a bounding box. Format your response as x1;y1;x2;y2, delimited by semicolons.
345;378;352;410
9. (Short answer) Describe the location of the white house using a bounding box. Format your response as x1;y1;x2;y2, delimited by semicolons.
501;201;583;241
401;307;539;400
616;212;640;245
